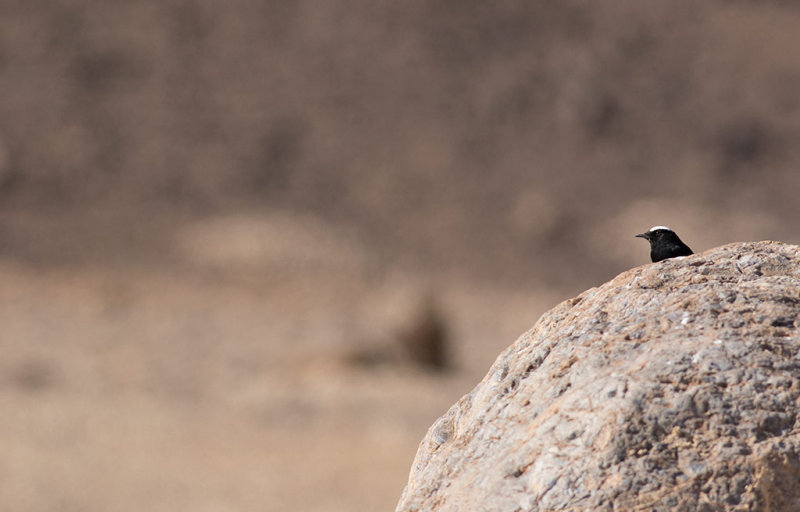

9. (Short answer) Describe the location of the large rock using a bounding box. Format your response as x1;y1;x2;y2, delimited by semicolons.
396;241;800;512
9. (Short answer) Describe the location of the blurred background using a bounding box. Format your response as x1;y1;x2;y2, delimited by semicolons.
1;1;799;511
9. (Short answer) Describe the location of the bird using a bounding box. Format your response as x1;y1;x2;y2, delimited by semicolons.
635;226;693;262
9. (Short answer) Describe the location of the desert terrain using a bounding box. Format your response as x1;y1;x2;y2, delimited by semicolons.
1;2;800;511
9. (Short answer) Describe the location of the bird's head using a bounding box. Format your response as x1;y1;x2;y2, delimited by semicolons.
635;225;674;242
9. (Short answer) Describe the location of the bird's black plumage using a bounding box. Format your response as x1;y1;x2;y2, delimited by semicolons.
635;226;693;262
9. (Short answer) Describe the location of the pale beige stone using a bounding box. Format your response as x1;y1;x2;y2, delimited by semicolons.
397;241;800;512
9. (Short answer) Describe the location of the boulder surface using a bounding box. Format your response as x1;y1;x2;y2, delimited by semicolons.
396;241;800;512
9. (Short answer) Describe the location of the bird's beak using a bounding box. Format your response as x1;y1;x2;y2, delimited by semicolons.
635;233;649;239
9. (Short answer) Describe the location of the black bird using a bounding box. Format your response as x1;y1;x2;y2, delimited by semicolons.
636;226;693;262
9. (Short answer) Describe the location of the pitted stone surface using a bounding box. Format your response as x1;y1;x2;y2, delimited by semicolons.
396;241;800;512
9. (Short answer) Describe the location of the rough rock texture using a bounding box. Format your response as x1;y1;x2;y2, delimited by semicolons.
396;241;800;512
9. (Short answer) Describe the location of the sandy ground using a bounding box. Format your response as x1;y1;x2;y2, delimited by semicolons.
0;236;564;511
